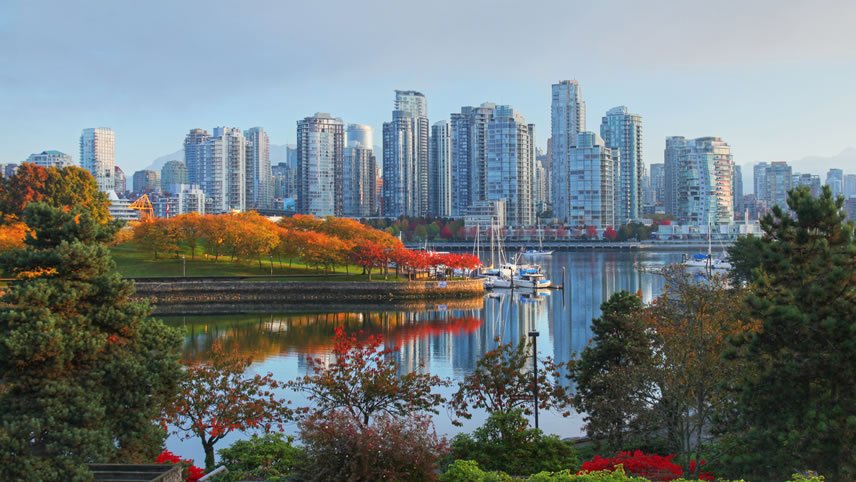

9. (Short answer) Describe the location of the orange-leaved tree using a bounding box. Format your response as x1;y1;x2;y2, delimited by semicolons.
163;344;293;471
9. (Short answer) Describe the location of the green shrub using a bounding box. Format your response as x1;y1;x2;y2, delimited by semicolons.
216;433;302;481
449;410;579;476
439;460;513;482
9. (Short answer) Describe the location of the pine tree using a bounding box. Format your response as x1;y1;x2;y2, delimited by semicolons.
572;291;658;452
0;203;183;480
722;186;856;480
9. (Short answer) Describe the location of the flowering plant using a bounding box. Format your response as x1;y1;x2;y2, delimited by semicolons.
155;449;205;482
580;450;713;481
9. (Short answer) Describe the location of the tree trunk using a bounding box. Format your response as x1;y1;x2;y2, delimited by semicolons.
202;439;216;471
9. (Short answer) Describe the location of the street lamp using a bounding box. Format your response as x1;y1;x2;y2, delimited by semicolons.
528;330;540;430
181;255;186;278
269;255;274;276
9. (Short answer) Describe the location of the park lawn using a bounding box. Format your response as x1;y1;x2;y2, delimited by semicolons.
110;241;401;281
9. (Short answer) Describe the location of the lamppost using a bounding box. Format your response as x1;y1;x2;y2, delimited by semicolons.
181;255;186;278
269;255;274;276
528;330;540;430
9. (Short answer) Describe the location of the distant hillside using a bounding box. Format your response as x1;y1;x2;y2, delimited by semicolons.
144;149;183;172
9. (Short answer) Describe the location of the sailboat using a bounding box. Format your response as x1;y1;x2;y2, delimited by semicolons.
683;223;732;271
524;223;554;257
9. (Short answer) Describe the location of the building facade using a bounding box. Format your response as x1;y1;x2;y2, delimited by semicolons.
649;163;665;210
429;120;452;217
382;90;429;217
161;160;188;194
343;125;377;217
245;127;272;209
297;113;344;217
827;168;844;198
114;166;127;195
551;80;585;222
183;128;210;187
25;150;74;169
600;106;643;225
80;127;115;192
753;162;769;200
665;136;734;225
450;103;496;216
132;169;160;194
765;161;792;210
485;106;535;227
794;173;822;197
568;132;616;230
733;164;744;219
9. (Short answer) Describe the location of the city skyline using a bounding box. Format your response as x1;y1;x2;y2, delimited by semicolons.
2;0;855;187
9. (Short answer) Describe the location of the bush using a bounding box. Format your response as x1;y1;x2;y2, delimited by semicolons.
580;451;712;481
449;410;579;476
298;410;447;481
215;433;302;481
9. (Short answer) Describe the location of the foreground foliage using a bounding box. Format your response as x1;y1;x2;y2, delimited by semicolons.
215;433;302;481
0;203;182;480
721;186;856;481
298;411;447;481
449;410;579;476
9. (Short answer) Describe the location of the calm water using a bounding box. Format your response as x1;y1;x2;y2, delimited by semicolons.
163;250;682;464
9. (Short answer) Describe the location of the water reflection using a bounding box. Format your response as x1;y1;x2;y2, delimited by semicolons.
162;251;681;461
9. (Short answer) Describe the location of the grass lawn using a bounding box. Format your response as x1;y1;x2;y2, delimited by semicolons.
110;241;404;281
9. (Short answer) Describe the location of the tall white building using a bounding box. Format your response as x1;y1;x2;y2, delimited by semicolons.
600;106;643;225
551;80;585;222
486;106;536;227
184;128;210;187
343;123;376;217
665;136;733;225
297;113;344;217
382;90;429;217
80;127;115;192
25;150;74;169
429;120;452;217
568;132;616;230
244;127;271;209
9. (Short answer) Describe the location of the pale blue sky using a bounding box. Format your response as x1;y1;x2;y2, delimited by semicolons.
2;0;855;185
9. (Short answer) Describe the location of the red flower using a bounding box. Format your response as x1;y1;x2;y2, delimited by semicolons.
580;450;713;481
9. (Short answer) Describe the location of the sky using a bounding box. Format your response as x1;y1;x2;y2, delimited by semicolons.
2;0;856;190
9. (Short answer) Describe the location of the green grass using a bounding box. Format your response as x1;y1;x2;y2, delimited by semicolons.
110;241;404;281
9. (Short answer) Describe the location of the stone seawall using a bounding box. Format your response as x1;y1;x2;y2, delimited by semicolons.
134;279;484;315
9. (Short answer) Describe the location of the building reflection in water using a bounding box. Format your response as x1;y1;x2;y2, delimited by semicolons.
164;251;679;385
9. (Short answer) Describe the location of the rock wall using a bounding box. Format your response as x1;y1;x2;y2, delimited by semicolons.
134;279;484;315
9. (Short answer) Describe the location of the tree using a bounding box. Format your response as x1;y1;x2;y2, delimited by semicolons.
0;221;28;251
720;186;856;481
450;337;573;423
0;164;110;223
289;327;448;426
0;203;182;480
449;410;579;476
572;292;658;452
603;226;618;241
163;344;293;470
199;215;229;260
173;213;204;259
133;217;181;259
351;240;387;280
298;411;447;481
216;433;302;482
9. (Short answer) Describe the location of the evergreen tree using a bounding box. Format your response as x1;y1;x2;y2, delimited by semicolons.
721;186;856;480
572;291;658;452
0;203;182;480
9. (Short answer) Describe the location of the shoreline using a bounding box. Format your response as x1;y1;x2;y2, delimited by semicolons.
134;279;485;315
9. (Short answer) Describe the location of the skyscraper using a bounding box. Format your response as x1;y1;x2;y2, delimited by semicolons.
665;136;733;225
244;127;272;209
551;80;585;222
844;174;856;198
486;106;536;227
753;162;769;199
650;163;665;209
161;160;188;194
568;132;615;230
794;172;822;197
765;161;792;210
600;106;643;224
382;90;429;217
297;113;344;216
732;164;744;219
187;127;246;213
450;103;496;216
343;123;376;217
25;150;74;168
80;127;115;192
429;120;452;217
827;168;844;197
183;128;210;186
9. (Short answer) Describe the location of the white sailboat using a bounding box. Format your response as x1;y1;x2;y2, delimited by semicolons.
683;224;732;271
524;222;554;257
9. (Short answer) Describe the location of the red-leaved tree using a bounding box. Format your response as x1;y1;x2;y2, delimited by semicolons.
350;240;387;280
288;327;448;426
162;345;293;470
155;450;205;482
